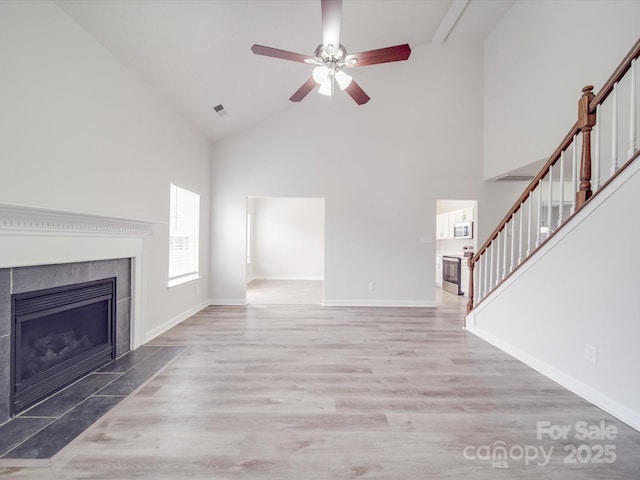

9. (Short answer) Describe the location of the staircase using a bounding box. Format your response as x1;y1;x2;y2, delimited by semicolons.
465;39;640;431
468;39;640;313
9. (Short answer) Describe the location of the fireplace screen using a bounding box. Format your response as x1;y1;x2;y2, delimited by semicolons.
12;278;116;414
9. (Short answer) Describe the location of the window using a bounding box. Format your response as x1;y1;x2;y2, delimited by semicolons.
168;183;200;287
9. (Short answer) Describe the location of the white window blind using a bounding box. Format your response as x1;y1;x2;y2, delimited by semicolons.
168;183;200;287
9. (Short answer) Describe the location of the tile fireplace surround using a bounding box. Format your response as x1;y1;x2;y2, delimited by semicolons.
0;259;132;424
0;203;155;426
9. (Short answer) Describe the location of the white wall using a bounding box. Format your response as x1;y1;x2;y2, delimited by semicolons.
436;199;475;215
468;159;640;430
252;197;324;280
210;43;524;306
483;0;640;180
246;197;256;281
0;1;211;339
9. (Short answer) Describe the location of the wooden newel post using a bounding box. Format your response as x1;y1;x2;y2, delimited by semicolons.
466;256;474;314
576;85;596;209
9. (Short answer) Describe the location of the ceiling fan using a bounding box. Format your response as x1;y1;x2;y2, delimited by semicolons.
251;0;411;105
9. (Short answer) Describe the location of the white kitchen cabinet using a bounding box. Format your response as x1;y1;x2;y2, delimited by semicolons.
454;207;474;223
447;212;456;237
435;256;442;286
436;214;449;239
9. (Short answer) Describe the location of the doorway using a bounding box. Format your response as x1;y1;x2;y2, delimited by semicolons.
246;197;325;305
435;199;478;305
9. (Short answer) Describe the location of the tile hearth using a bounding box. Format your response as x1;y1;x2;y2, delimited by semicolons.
0;345;186;463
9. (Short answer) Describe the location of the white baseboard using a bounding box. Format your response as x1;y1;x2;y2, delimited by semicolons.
322;299;436;308
466;324;640;432
209;298;247;306
250;275;324;281
143;300;211;343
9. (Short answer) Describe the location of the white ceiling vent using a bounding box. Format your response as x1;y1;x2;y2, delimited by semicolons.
213;104;228;117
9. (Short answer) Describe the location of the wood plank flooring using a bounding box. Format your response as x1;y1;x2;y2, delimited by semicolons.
1;303;639;479
246;279;323;305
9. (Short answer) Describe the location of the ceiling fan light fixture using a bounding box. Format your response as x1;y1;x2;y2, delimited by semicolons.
312;65;330;84
335;70;352;90
317;79;333;96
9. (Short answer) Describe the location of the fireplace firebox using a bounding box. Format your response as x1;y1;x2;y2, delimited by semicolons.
11;278;116;415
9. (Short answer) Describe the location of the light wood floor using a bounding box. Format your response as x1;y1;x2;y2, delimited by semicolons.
436;286;468;306
2;303;639;478
247;279;323;305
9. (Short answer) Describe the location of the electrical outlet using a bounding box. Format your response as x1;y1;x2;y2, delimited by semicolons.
368;282;375;291
585;344;597;364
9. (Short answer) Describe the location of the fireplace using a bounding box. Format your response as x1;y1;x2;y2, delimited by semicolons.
11;278;116;415
0;204;148;424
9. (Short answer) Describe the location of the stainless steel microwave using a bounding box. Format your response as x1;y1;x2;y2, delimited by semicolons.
453;221;473;239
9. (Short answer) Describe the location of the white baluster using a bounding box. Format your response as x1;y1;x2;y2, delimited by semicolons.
479;257;485;303
536;183;542;247
476;258;481;303
510;213;515;273
594;105;601;192
571;134;578;215
558;151;565;227
502;226;508;279
497;230;502;281
475;257;481;301
527;192;533;255
518;203;524;265
484;250;488;297
481;258;485;303
495;233;501;284
611;82;619;177
630;58;637;158
501;228;506;279
489;244;494;290
547;167;553;239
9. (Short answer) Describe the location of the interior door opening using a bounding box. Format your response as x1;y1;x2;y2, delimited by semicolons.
435;199;478;306
245;197;325;305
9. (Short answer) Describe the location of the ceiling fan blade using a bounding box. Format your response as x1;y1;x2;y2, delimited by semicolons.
344;80;370;105
346;44;411;67
289;77;317;102
321;0;342;51
251;44;313;64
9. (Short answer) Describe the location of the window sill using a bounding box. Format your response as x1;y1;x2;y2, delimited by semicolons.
168;274;200;289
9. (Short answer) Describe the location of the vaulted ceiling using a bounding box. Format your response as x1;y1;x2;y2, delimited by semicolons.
56;0;513;144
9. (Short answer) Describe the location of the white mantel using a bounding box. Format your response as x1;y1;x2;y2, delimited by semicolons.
0;203;156;349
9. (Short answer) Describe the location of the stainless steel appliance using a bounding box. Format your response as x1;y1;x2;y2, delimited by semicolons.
453;221;473;239
442;256;462;295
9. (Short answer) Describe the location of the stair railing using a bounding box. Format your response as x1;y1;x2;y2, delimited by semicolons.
468;38;640;314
